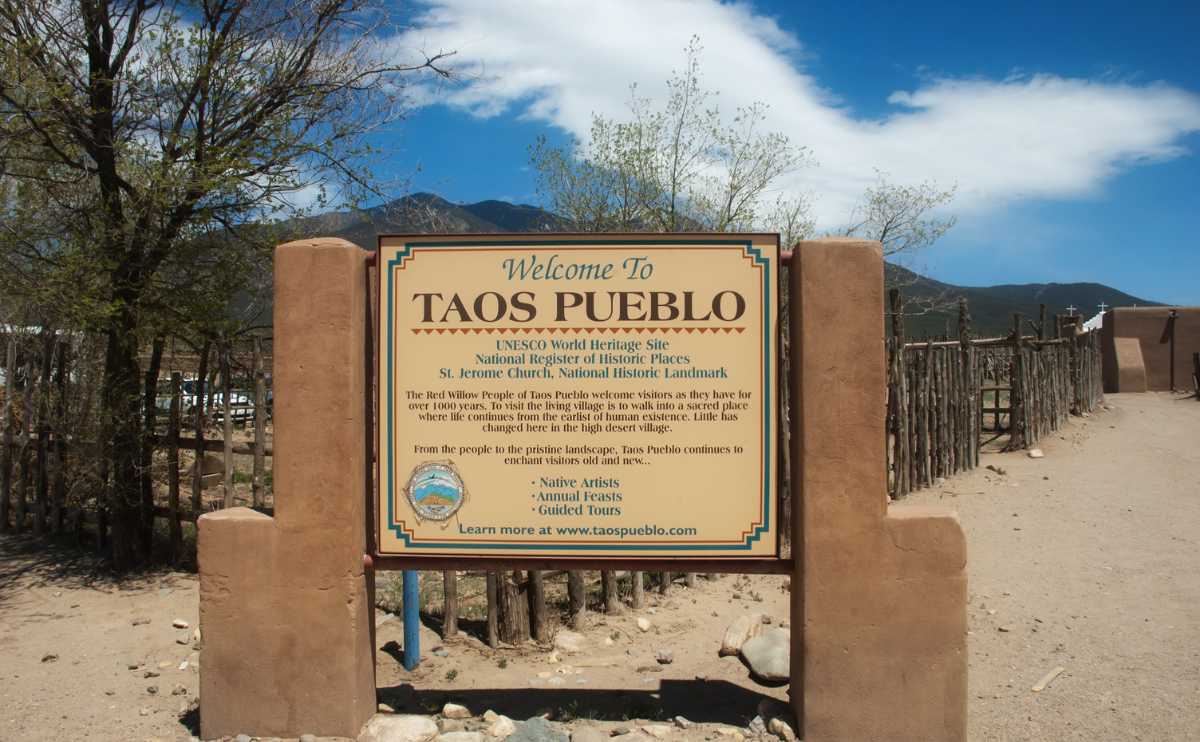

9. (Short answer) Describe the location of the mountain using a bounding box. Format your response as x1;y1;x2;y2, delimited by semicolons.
283;193;1161;338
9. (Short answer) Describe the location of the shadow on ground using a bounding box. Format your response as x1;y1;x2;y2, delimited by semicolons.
0;533;187;607
378;679;782;726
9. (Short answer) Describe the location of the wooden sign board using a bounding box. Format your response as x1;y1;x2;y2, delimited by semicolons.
375;234;779;561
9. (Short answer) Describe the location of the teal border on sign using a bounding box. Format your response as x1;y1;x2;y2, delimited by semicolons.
383;238;775;553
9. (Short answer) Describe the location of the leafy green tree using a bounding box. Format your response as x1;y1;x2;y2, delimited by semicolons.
529;37;813;236
0;0;451;568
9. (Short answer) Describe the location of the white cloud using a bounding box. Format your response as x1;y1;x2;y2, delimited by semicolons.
389;0;1200;226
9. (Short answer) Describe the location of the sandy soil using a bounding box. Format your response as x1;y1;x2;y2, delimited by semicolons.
0;392;1196;741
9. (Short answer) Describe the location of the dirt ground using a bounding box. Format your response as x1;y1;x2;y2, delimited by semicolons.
0;392;1196;741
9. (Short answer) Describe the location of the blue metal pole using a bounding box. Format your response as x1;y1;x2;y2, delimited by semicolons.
402;570;420;670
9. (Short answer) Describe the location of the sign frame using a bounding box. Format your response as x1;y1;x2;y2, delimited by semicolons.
369;232;789;573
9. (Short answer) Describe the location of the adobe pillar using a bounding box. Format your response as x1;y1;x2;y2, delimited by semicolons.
198;239;376;738
789;239;967;741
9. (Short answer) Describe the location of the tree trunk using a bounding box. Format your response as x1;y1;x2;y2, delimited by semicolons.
658;571;670;594
496;570;530;644
101;306;146;570
139;336;165;558
567;570;586;629
442;570;458;639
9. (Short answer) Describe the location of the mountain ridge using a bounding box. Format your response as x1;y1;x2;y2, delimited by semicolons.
289;192;1161;337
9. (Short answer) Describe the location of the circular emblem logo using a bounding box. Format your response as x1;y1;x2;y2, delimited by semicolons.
406;461;466;521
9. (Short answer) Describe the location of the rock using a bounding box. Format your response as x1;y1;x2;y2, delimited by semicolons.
360;714;439;742
719;613;766;656
635;617;651;632
483;710;500;723
172;618;190;629
553;630;586;654
506;716;567;742
172;684;188;696
236;735;251;742
443;702;471;719
437;733;484;742
144;670;160;678
1028;448;1044;459
569;728;607;742
139;707;151;717
487;715;515;739
747;715;767;734
713;727;744;740
40;653;58;663
640;724;672;738
739;627;790;682
379;702;396;713
673;716;692;728
300;735;317;742
132;617;151;626
147;685;159;695
440;719;466;733
768;717;797;741
192;628;202;643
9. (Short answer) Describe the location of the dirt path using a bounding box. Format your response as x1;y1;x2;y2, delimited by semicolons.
907;392;1200;741
0;392;1196;741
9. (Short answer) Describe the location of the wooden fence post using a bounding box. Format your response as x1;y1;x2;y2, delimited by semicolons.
168;372;183;561
442;570;458;639
528;570;548;642
16;359;34;532
601;570;620;614
221;343;234;509
51;341;68;535
567;571;586;630
1008;314;1026;450
252;337;267;509
34;331;53;536
631;570;644;608
193;340;210;514
485;571;500;648
0;338;15;532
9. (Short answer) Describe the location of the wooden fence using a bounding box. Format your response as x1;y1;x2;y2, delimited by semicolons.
887;294;1104;498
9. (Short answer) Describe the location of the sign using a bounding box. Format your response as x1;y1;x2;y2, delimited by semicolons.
376;234;779;558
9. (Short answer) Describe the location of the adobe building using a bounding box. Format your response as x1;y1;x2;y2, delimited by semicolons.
1100;307;1200;392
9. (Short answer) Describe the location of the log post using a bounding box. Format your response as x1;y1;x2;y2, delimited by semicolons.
567;570;586;630
221;343;234;509
630;570;644;609
527;570;548;642
168;372;183;561
602;570;621;614
252;337;267;509
442;570;458;639
485;571;500;647
192;340;210;514
0;338;15;532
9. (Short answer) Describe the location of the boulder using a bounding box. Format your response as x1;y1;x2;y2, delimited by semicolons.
487;715;515;739
437;734;484;742
360;714;439;742
506;717;568;742
442;703;472;719
719;613;765;656
739;627;790;683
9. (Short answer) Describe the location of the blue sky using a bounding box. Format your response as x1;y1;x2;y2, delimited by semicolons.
373;0;1200;305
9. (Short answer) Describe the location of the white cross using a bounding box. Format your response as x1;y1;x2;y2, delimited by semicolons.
1065;304;1077;315
1098;302;1109;313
